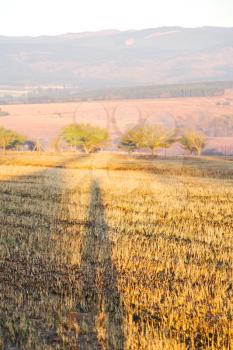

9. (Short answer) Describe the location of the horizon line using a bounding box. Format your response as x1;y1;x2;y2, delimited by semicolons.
1;25;233;38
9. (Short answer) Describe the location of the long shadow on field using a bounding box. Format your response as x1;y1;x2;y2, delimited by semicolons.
0;155;89;349
77;180;125;350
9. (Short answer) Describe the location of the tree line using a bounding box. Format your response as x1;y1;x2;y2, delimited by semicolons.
0;123;206;156
1;81;233;105
118;125;205;156
58;123;206;156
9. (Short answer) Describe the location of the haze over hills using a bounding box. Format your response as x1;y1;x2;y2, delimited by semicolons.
0;26;233;89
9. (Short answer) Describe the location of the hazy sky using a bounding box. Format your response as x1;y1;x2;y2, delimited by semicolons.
0;0;232;36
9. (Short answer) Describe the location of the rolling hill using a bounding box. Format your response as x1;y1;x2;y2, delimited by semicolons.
0;26;233;88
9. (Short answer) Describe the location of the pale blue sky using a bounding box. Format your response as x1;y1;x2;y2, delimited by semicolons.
0;0;232;36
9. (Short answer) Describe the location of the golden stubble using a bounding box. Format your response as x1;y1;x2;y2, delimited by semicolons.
0;153;232;349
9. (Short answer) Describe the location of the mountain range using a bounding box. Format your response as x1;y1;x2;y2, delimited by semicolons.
0;26;233;88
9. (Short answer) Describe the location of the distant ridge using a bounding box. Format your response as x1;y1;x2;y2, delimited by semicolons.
0;26;233;88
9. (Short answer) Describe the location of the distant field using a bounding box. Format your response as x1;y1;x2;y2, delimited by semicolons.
0;153;233;349
0;91;233;153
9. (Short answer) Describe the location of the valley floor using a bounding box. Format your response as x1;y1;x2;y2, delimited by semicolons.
0;153;233;349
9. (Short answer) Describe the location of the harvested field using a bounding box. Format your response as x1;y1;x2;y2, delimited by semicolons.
0;153;233;349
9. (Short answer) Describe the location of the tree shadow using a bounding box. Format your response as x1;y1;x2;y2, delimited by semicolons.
78;180;125;350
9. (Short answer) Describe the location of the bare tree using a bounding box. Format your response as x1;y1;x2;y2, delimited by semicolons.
33;139;44;153
180;131;206;156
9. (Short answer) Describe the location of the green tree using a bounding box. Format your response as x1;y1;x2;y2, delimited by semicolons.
61;124;108;153
0;127;25;151
119;126;144;153
180;130;205;156
119;125;176;155
141;125;176;155
10;133;25;150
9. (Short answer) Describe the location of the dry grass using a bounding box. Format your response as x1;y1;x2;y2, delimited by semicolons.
0;152;232;178
0;153;233;349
